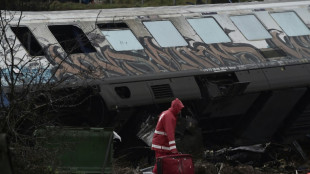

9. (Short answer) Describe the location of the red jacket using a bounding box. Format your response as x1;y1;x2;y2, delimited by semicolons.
152;98;184;153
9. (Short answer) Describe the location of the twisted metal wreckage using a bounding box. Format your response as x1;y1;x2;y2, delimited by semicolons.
1;0;310;171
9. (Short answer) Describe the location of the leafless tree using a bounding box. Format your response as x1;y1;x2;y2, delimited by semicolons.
0;9;67;173
0;9;102;173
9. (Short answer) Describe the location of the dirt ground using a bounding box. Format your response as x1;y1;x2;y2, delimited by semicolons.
114;160;310;174
113;137;310;174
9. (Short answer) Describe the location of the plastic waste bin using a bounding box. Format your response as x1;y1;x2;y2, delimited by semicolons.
36;127;113;174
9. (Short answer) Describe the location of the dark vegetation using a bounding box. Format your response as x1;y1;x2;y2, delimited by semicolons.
2;0;263;11
0;8;103;173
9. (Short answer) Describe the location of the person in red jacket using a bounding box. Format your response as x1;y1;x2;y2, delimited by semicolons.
152;98;184;174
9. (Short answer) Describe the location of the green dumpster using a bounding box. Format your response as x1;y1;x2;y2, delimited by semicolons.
36;127;113;174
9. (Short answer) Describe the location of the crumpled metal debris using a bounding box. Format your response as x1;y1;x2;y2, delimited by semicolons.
136;115;156;146
204;143;270;164
139;166;153;174
230;143;270;153
202;142;310;174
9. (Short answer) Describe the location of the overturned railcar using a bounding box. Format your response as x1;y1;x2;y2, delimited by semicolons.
2;0;310;147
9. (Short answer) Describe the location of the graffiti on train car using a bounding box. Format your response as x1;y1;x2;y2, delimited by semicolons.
2;24;310;83
45;36;267;80
45;30;310;81
267;29;310;59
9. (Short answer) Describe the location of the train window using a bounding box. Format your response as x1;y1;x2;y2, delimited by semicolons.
187;18;231;44
10;26;44;56
48;25;96;54
143;21;187;47
230;15;272;40
271;12;310;36
99;23;143;51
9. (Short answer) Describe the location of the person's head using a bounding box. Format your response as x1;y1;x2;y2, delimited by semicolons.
170;98;184;115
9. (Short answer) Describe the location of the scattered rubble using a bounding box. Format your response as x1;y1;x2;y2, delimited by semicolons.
114;138;310;174
196;140;310;174
129;115;310;174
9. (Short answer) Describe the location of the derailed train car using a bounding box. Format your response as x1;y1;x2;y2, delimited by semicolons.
2;0;310;148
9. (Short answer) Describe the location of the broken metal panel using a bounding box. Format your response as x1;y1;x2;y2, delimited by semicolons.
137;115;156;146
195;72;249;99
